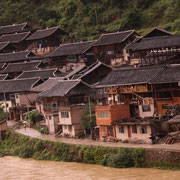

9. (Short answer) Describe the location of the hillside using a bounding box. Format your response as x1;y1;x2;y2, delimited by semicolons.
0;0;180;41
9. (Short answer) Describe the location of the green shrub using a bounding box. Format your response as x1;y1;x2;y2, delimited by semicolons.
19;146;34;158
106;148;134;168
52;142;70;161
25;111;43;125
132;148;145;167
83;147;95;164
34;140;45;151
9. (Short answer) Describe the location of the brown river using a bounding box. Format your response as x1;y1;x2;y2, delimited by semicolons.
0;156;180;180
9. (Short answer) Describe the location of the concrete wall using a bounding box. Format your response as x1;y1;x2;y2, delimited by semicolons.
139;104;155;118
115;124;152;143
59;110;72;125
60;105;85;137
0;100;13;112
16;93;36;106
45;113;59;134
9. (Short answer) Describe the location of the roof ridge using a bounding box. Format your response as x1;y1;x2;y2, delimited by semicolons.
0;22;27;29
141;34;177;41
0;77;39;82
35;26;59;32
0;31;31;37
21;68;57;73
0;50;29;56
60;40;94;46
101;30;134;36
143;27;173;38
4;60;41;66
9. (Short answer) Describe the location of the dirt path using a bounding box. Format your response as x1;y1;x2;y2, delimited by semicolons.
15;127;180;152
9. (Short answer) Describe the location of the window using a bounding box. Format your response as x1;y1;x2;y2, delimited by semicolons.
106;50;114;55
162;104;169;109
9;94;15;100
132;125;137;133
104;88;107;94
16;103;19;107
140;125;147;134
15;94;19;99
49;116;52;120
98;89;103;94
142;105;151;112
38;41;43;49
119;126;124;133
64;125;67;129
52;103;57;108
6;103;9;107
46;103;48;107
68;55;77;63
98;112;109;119
61;111;69;118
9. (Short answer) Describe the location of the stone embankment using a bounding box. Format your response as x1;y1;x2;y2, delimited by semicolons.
0;129;180;169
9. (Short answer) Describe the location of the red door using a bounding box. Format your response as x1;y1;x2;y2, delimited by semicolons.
128;126;132;138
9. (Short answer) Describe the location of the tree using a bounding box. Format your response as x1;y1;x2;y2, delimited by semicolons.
25;111;43;125
0;103;7;122
81;102;96;134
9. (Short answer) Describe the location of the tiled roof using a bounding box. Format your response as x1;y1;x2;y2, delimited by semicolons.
167;115;180;124
32;78;60;92
27;26;67;41
38;80;88;97
0;23;31;35
17;68;60;80
0;61;41;73
0;74;8;80
0;77;40;93
131;35;180;51
48;41;93;58
0;42;13;51
97;66;165;87
0;32;30;43
92;30;135;46
143;27;172;38
0;63;6;69
0;51;41;63
150;65;180;84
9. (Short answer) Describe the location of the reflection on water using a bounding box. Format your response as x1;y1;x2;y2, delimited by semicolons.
0;156;180;180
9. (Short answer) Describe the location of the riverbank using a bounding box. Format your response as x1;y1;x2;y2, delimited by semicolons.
15;127;180;152
0;130;180;170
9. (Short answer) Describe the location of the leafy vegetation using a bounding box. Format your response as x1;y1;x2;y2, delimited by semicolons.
81;103;96;133
0;0;180;41
0;130;180;169
25;111;43;125
0;103;7;122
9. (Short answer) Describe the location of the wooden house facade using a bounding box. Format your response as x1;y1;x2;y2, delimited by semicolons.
0;31;31;51
126;28;180;66
0;78;43;120
88;30;139;67
0;23;32;36
0;51;42;64
27;27;68;56
48;41;95;69
95;65;180;140
34;80;93;135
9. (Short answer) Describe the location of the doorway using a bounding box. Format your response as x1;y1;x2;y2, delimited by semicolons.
128;125;132;138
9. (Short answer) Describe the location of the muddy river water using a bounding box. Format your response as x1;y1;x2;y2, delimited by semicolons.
0;156;180;180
